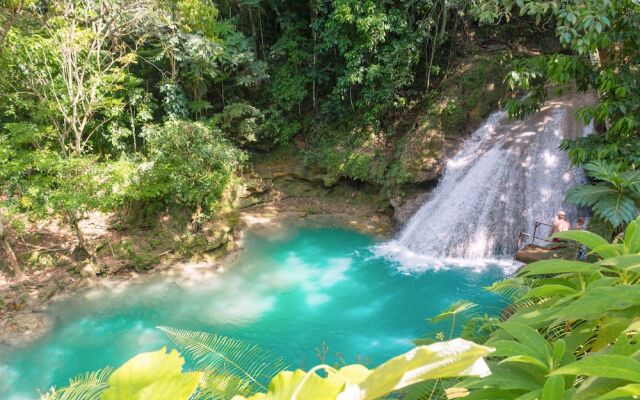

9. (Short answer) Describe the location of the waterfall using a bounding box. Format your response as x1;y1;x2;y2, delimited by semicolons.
376;93;592;272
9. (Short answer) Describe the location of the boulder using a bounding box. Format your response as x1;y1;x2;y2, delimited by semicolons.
391;191;431;225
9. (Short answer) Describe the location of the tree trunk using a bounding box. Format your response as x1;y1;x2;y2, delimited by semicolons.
312;7;318;111
446;13;459;71
258;12;265;54
426;2;448;90
0;220;24;279
69;211;100;269
248;7;258;59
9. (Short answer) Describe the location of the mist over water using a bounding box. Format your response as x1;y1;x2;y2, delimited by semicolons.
0;226;505;400
377;95;591;270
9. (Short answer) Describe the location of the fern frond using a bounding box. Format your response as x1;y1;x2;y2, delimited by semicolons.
486;277;536;301
429;301;478;323
460;315;500;343
396;378;456;400
42;367;112;400
192;371;254;400
158;327;287;393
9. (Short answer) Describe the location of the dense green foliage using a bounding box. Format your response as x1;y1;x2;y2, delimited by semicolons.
445;217;640;399
1;0;536;273
566;161;640;235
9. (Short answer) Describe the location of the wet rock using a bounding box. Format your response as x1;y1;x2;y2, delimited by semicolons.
0;312;54;347
271;171;290;179
245;178;271;195
391;191;431;225
397;128;445;184
239;195;264;209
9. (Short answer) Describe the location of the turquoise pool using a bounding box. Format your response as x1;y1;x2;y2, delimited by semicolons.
0;224;508;399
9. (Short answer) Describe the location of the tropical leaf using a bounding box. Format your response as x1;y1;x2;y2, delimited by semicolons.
565;183;617;207
234;339;494;400
599;383;640;399
194;372;255;400
591;318;632;352
521;284;577;299
101;347;201;400
623;218;640;253
541;375;564;400
394;380;438;400
551;355;640;382
592;192;637;228
497;323;550;362
498;355;549;372
583;161;620;182
429;300;478;323
599;255;640;270
554;286;640;321
550;230;613;257
491;340;545;360
619;170;640;195
43;368;112;400
518;259;601;276
341;339;494;400
588;243;625;258
463;363;542;392
234;369;345;400
158;327;287;393
486;277;535;300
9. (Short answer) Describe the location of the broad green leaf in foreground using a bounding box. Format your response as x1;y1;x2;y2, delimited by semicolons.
101;347;201;400
518;260;601;277
599;383;640;399
551;230;614;257
551;355;640;382
233;339;494;400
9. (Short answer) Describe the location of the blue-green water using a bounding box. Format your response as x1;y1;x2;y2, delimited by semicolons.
0;225;507;399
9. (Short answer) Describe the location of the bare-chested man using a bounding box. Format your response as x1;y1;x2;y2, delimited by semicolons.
551;211;571;235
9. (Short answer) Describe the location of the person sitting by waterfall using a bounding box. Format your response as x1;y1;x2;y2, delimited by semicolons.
551;211;571;235
574;217;586;230
549;211;571;250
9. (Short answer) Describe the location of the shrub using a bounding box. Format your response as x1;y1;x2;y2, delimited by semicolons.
136;121;246;212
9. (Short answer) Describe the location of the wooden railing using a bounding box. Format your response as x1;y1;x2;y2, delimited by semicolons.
517;221;554;249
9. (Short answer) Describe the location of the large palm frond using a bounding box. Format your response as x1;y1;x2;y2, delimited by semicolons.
158;327;287;394
583;161;620;182
565;183;617;207
41;368;112;400
591;191;637;228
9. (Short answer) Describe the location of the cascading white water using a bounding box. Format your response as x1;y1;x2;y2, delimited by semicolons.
376;93;593;272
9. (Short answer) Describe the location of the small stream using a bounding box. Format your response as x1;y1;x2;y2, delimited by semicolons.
0;225;507;399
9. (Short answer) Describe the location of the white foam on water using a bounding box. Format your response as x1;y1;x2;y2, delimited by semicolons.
373;240;522;275
376;99;592;274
